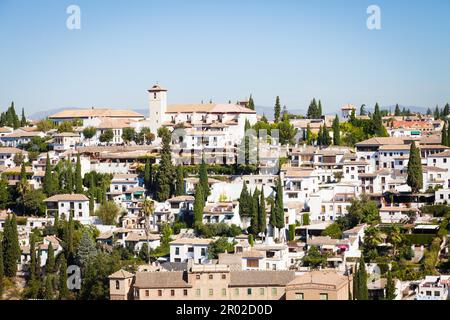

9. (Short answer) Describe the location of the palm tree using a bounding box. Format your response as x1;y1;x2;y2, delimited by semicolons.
141;198;155;264
364;226;383;250
387;225;403;256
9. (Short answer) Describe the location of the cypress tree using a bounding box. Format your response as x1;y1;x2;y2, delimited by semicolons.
2;214;20;277
307;99;319;119
447;123;450;148
318;100;323;118
65;160;73;194
144;158;152;194
306;124;313;145
46;243;55;274
406;141;423;193
275;177;285;229
239;182;251;217
75;154;83;193
332;115;341;146
20;108;27;127
357;257;369;300
59;257;68;300
258;188;266;234
249;188;260;236
175;166;185;196
353;263;359;300
372;103;387;137
442;123;448;146
385;270;396;300
248;94;255;110
317;125;323;146
193;184;205;227
0;243;4;299
322;125;331;146
43;153;54;196
67;213;75;261
434;105;440;119
360;104;366;116
199;158;210;197
44;275;54;300
394;104;401;116
156;127;174;202
269;201;277;230
274;96;281;123
29;234;37;280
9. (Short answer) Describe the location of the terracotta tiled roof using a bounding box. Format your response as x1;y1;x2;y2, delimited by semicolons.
44;194;89;202
229;271;295;287
50;109;144;119
166;103;256;114
134;271;191;288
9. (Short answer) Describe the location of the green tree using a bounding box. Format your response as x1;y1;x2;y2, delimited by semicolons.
58;257;69;300
372;103;388;137
44;276;54;300
46;243;55;274
277;118;297;145
406;141;423;193
193;184;205;227
20;108;27;127
442;123;448;146
385;270;396;300
303;246;327;269
82;126;96;141
249;188;260;236
57;121;74;133
175;166;185;196
143;158;153;195
76;231;97;270
357;257;368;300
239;182;252;217
0;243;4;299
2;214;20;277
199;158;210;197
99;129;114;143
322;223;342;239
207;237;234;259
43;153;54;196
306;124;313;145
23;189;47;216
75;154;83;193
274;96;281;123
394;104;401;116
332;115;341;146
289;224;296;241
360;104;366;116
258;188;266;234
307;98;320;119
274;177;285;229
156;127;174;202
0;177;10;209
36;119;55;133
121;127;136;144
248;94;255;110
95;201;120;225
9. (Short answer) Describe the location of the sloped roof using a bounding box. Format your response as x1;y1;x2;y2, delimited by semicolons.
50;109;144;119
134;271;191;288
229;271;295;287
44;194;89;202
109;269;134;279
166;103;256;114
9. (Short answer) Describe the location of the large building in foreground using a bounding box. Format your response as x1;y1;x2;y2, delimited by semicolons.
49;108;145;124
109;263;352;301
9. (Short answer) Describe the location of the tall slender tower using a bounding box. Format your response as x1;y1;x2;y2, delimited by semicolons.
148;84;168;135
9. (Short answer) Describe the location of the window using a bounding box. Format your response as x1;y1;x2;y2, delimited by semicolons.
201;248;206;256
320;293;328;300
196;274;201;280
145;290;149;297
209;274;213;280
221;288;226;296
183;289;188;296
434;291;440;297
234;288;240;295
295;293;304;300
171;290;175;296
259;288;264;296
209;289;213;296
247;288;252;296
158;290;162;297
175;247;180;255
115;280;120;289
221;274;226;280
78;203;82;210
247;259;259;268
196;289;201;296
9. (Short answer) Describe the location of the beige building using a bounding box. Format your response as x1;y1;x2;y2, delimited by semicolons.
110;263;295;300
285;270;352;300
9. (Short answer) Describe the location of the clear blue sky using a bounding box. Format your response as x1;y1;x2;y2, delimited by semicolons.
1;0;449;116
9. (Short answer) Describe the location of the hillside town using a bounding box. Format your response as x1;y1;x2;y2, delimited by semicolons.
0;85;449;301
